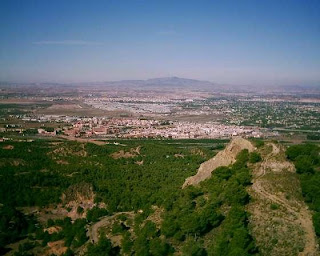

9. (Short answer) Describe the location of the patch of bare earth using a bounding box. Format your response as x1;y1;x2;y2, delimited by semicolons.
135;160;144;165
111;146;141;159
45;240;68;256
190;148;206;157
0;158;26;167
30;183;99;224
56;160;69;165
60;183;96;220
48;143;87;159
57;135;107;145
44;226;62;234
11;159;25;166
49;142;63;145
146;205;164;228
3;145;14;150
247;143;319;256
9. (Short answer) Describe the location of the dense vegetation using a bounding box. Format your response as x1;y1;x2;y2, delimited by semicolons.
157;149;257;255
307;134;320;141
0;139;222;253
0;139;215;210
0;138;258;255
286;143;320;236
0;206;37;255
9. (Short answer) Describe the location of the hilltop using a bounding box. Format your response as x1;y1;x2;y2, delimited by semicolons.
183;137;256;187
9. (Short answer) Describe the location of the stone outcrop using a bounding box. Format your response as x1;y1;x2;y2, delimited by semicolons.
182;137;255;188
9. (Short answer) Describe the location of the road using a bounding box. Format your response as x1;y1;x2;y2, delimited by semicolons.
87;211;135;243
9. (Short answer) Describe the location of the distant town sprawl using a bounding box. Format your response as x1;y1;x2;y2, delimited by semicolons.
0;81;319;140
2;115;264;139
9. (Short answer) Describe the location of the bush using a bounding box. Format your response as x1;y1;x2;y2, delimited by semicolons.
182;238;206;256
313;212;320;236
86;207;109;223
121;232;133;254
249;152;262;163
215;167;232;180
44;127;54;132
87;234;119;256
252;139;265;148
286;144;319;161
77;206;84;214
112;221;128;235
307;134;320;141
149;238;173;256
295;155;314;174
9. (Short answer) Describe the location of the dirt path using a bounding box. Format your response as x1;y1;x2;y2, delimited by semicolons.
251;143;318;256
270;143;280;155
87;211;135;243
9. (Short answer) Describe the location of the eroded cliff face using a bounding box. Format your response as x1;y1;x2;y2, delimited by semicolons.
182;137;255;188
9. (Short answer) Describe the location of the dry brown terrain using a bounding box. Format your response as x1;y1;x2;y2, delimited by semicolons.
2;145;14;150
46;240;68;256
248;143;319;256
57;135;107;145
48;142;88;158
34;102;107;116
111;146;141;159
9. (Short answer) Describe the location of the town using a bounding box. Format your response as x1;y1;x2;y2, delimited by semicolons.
2;114;264;139
1;82;319;141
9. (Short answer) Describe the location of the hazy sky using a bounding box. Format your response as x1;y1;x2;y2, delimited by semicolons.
1;0;319;86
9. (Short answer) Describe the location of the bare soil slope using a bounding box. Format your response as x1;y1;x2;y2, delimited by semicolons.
182;137;255;188
248;143;319;256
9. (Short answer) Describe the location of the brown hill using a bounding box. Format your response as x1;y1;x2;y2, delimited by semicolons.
182;137;255;188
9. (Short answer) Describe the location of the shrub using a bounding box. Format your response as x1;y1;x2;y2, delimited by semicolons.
249;152;262;163
77;206;84;214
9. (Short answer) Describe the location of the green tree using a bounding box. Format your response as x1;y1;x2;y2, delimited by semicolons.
295;155;314;174
249;152;262;163
149;238;173;256
182;238;206;256
87;235;118;256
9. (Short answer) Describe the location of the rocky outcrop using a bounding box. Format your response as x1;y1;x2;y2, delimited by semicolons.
182;137;255;188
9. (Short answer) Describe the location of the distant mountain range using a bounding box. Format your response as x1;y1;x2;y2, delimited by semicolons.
78;76;216;88
1;77;319;93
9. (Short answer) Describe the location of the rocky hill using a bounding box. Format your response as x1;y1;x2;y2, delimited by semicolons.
247;143;318;255
182;137;255;188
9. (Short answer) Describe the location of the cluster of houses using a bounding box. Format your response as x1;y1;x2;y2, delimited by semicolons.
61;118;263;139
1;116;264;139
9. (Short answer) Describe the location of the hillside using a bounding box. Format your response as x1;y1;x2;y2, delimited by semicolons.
248;142;318;255
183;137;256;187
0;138;319;255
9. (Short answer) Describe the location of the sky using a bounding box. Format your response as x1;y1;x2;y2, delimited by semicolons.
0;0;319;86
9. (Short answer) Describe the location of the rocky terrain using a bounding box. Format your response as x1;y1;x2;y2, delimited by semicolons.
182;137;255;188
248;143;318;256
